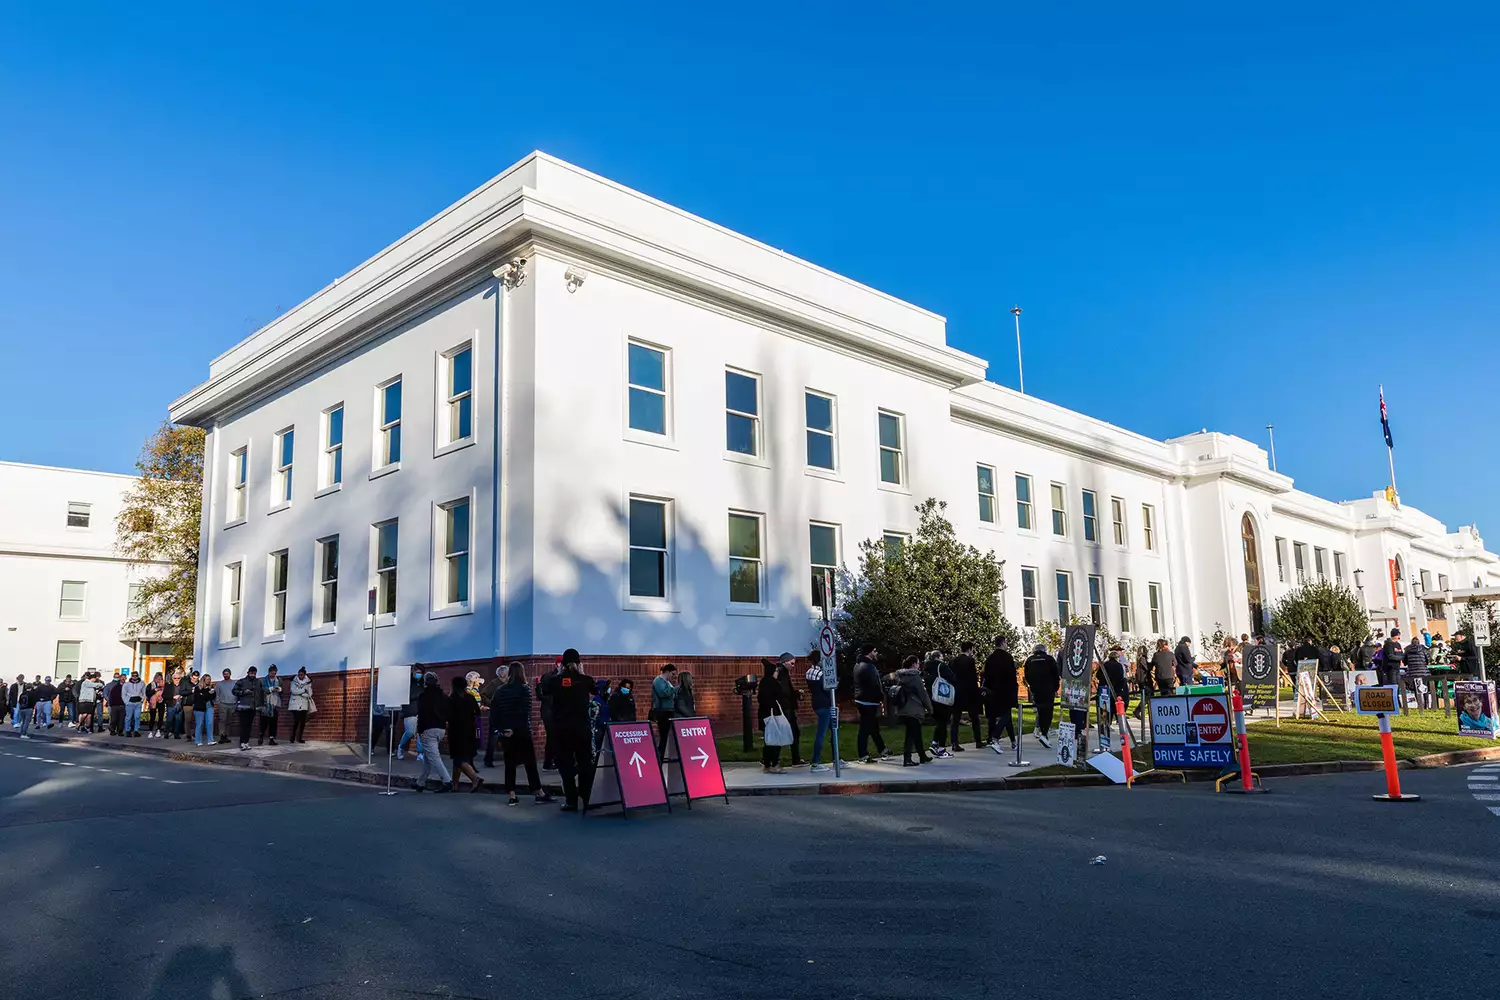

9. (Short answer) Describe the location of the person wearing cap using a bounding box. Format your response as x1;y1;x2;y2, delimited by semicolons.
650;663;678;760
544;648;596;811
1379;630;1406;688
1019;640;1057;749
33;676;57;729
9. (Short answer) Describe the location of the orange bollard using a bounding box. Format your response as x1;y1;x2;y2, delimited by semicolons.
1372;711;1420;802
1115;696;1135;787
1222;687;1267;794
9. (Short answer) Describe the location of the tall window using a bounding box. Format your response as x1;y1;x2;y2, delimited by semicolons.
267;549;289;633
805;391;836;470
378;378;403;467
725;369;761;456
1275;537;1288;582
1111;497;1126;545
1141;504;1157;551
58;581;87;620
877;411;904;485
223;562;243;643
55;641;81;675
66;502;91;528
1016;475;1033;530
1117;579;1134;634
1293;543;1308;584
444;345;473;445
126;583;144;620
977;465;997;524
628;497;670;600
321;405;344;488
627;341;668;435
374;520;399;616
439;499;471;608
229;448;247;521
273;428;295;505
1419;569;1433;594
1056;571;1073;622
1088;575;1104;624
1334;552;1347;585
1314;547;1327;582
1050;483;1067;536
1020;567;1039;627
1081;490;1098;542
809;522;838;609
1148;582;1163;633
315;536;339;627
728;512;764;605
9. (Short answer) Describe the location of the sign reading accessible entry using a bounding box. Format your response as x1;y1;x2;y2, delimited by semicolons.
667;717;729;804
585;722;670;816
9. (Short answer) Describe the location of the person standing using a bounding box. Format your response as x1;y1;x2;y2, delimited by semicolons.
397;667;424;760
193;673;216;746
672;671;696;719
546;649;596;812
1101;645;1130;718
1150;639;1176;697
214;668;237;744
413;672;452;793
232;666;261;750
258;665;283;746
536;658;561;772
649;664;678;760
105;672;125;736
76;672;101;733
770;655;806;766
950;641;983;751
446;675;484;793
607;679;637;723
1019;641;1056;749
890;655;933;767
8;675;31;738
757;658;794;774
922;650;956;760
32;676;57;730
1379;630;1406;688
57;675;75;727
181;670;199;740
803;650;838;772
1174;637;1196;688
288;668;314;743
851;644;889;763
1453;630;1480;675
145;672;165;738
480;664;506;768
121;671;146;736
1404;636;1431;709
491;662;552;805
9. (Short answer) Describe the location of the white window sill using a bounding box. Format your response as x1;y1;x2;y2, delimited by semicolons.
218;638;243;650
363;613;398;630
314;483;343;499
224;517;247;530
804;467;842;483
624;597;679;615
624;431;678;452
310;622;337;637
877;482;912;496
262;632;286;644
370;463;401;481
978;521;1003;534
435;437;476;459
724;451;769;469
268;502;291;516
58;616;88;623
430;603;472;621
726;604;774;618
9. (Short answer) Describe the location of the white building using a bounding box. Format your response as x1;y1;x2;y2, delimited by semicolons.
0;462;176;682
167;152;1499;716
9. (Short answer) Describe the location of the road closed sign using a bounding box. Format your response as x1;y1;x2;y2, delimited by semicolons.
1354;685;1401;716
667;717;728;803
1151;693;1234;768
592;722;668;813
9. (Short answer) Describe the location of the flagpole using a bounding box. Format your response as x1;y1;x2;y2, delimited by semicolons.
1381;383;1398;498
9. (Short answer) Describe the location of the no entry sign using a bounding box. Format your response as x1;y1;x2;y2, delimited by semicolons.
666;717;728;803
585;722;669;816
1150;693;1234;768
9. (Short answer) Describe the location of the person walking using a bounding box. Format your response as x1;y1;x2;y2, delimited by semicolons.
8;675;31;738
1404;636;1431;709
649;664;678;760
232;666;261;750
1101;645;1130;719
258;665;283;746
1174;637;1196;688
776;656;807;766
480;664;506;768
1132;645;1153;720
536;658;562;772
545;649;596;812
890;655;933;767
1019;641;1056;749
121;671;146;737
397;667;424;760
922;650;956;759
214;668;237;744
851;644;889;763
491;662;552;805
757;657;794;774
288;668;315;743
413;672;453;793
193;673;216;746
446;675;484;792
950;641;984;751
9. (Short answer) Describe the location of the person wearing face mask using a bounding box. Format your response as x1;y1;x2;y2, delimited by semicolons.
397;666;424;761
608;679;637;723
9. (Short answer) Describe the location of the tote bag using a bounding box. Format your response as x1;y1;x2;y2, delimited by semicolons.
763;704;794;746
930;676;956;706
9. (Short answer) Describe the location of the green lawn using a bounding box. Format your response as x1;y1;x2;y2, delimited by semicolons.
1243;709;1496;764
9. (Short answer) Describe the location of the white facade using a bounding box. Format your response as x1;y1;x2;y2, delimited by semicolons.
169;152;1500;677
0;462;169;679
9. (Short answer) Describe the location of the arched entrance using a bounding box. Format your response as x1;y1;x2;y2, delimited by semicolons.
1241;514;1264;632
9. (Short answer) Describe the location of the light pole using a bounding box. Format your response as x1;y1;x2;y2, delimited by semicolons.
1266;425;1278;472
1353;568;1366;612
1010;306;1025;395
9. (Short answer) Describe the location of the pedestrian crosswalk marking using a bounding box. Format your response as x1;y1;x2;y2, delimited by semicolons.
1473;794;1500;802
1491;807;1500;816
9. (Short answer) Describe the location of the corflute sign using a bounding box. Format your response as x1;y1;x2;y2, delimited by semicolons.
1150;693;1234;768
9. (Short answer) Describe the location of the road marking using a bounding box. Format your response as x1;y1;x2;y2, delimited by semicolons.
1472;794;1500;802
1491;807;1500;816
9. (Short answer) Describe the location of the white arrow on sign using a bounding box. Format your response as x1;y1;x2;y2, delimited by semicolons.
691;747;710;768
628;751;645;777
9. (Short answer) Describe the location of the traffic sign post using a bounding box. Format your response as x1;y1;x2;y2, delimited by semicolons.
665;717;729;806
818;576;841;778
1474;614;1490;683
1150;693;1235;769
584;722;671;817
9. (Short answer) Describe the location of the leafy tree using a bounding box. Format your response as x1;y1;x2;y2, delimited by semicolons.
116;421;205;660
835;498;1016;669
1266;580;1366;652
1453;599;1499;665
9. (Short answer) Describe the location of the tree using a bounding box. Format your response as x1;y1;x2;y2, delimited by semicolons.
1453;599;1499;666
835;498;1016;669
1266;580;1366;652
116;421;205;660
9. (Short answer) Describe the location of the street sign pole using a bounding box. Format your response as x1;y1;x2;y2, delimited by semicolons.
1474;613;1490;683
820;569;840;778
367;587;377;765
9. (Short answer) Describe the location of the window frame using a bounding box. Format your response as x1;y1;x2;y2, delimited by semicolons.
1088;574;1104;625
433;496;474;616
726;510;768;613
809;521;840;612
126;582;144;621
1020;566;1040;627
724;367;764;462
977;464;998;525
437;342;475;453
370;519;399;624
272;427;295;509
1314;547;1328;582
1081;489;1098;543
1050;482;1068;537
1274;537;1288;583
625;494;674;609
625;339;672;443
804;389;838;474
882;531;910;563
1015;474;1034;532
1117;578;1134;634
1142;503;1158;551
1055;570;1074;622
1334;552;1347;586
876;410;906;488
228;446;248;525
1110;496;1127;546
1293;542;1308;584
319;404;344;493
265;548;289;639
374;376;403;475
221;561;244;647
54;640;82;676
58;580;87;620
66;501;92;530
313;535;339;633
1148;582;1163;634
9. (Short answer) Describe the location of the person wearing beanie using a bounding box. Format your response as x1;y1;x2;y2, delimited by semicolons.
545;649;596;811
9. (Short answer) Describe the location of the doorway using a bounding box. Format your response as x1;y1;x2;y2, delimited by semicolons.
1241;514;1263;632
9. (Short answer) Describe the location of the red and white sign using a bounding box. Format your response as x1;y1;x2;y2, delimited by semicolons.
1190;696;1230;744
667;717;727;801
606;722;667;809
818;624;836;661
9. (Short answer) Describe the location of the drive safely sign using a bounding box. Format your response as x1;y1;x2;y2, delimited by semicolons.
1150;693;1234;768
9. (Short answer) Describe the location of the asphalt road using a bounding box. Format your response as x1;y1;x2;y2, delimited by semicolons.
1;733;1496;1000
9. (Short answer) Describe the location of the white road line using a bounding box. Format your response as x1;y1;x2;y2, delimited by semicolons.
1491;807;1500;816
58;762;75;766
1472;794;1500;802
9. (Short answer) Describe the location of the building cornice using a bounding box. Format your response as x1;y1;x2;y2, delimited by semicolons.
949;393;1177;479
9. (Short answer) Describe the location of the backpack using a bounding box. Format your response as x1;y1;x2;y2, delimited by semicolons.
886;681;907;707
930;675;955;706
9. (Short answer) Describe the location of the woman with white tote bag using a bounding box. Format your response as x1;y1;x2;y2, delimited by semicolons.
758;660;795;773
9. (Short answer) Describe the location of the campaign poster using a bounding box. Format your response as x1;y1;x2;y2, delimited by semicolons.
1057;722;1078;768
1241;642;1278;712
1455;681;1500;739
1294;659;1321;719
1096;687;1113;753
1060;624;1096;711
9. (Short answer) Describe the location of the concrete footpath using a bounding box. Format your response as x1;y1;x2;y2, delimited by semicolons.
6;720;1499;795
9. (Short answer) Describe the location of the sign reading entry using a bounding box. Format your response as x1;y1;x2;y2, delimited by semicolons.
1150;693;1234;768
666;717;729;802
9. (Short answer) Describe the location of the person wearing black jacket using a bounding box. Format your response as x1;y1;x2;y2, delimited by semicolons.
1100;646;1130;716
851;644;889;763
803;649;838;771
1019;642;1057;749
949;641;983;751
1378;632;1405;687
8;675;31;737
544;649;596;811
1453;631;1480;675
1355;636;1378;673
445;675;484;793
985;636;1021;751
757;657;796;773
607;680;637;722
1174;638;1196;686
774;658;805;766
536;659;562;771
922;651;957;759
491;662;552;805
32;678;57;729
1404;638;1431;709
413;672;452;792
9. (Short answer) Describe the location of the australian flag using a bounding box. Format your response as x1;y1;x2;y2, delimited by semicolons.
1379;388;1393;449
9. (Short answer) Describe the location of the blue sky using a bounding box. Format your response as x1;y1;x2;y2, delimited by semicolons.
1;3;1495;530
